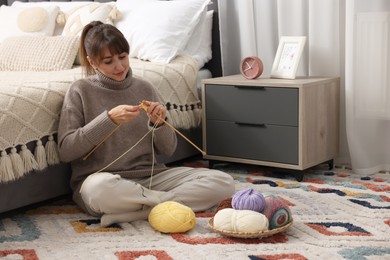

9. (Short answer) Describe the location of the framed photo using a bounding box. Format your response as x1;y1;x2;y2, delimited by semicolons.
270;36;306;79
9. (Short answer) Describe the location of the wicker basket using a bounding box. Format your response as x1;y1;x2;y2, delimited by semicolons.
208;218;293;239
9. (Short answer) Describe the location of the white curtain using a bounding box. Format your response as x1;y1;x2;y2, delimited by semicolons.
218;0;390;174
345;0;390;174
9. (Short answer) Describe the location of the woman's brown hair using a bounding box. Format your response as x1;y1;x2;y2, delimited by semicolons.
79;21;130;76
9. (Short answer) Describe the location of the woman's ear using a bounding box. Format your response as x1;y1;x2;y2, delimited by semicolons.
87;56;96;69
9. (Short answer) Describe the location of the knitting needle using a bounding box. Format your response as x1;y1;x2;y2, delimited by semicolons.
83;103;206;160
139;102;206;156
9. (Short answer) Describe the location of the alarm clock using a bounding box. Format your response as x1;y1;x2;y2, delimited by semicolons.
240;56;263;79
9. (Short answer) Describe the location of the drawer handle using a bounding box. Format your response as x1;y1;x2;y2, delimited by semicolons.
234;86;265;90
235;122;266;127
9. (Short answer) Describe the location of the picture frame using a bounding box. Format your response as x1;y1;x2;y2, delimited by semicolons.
270;36;306;79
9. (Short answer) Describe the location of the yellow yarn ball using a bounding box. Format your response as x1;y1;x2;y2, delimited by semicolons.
148;201;196;233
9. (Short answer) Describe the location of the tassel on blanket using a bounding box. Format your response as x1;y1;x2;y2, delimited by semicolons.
108;6;122;20
182;110;193;128
193;108;202;126
166;109;201;130
167;110;180;129
35;140;48;170
19;145;38;173
10;147;24;179
45;135;60;165
0;151;15;182
56;11;66;26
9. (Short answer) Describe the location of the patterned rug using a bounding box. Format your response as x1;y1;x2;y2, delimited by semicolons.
1;160;389;260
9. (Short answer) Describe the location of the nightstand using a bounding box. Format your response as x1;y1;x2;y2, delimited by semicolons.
201;75;340;180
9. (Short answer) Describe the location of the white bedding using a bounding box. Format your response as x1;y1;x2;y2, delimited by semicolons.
197;68;212;98
0;55;200;183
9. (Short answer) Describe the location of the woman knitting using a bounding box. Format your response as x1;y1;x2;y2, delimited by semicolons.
57;21;235;227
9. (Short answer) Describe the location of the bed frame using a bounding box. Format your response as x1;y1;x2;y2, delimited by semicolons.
0;0;222;214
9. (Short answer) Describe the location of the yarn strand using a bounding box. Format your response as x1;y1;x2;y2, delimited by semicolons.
95;122;158;174
139;102;205;156
149;119;160;190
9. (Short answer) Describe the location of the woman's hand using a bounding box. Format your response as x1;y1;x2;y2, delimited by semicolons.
141;100;167;126
108;105;140;125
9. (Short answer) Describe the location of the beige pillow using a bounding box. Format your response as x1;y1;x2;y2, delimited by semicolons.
0;36;80;71
0;5;60;43
62;3;121;37
11;1;90;36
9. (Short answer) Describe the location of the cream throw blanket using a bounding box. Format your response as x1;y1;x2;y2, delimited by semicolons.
0;55;200;183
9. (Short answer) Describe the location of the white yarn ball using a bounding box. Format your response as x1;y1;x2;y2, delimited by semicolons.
213;208;269;233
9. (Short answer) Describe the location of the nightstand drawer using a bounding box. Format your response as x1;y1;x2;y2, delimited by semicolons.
205;84;298;126
205;120;298;164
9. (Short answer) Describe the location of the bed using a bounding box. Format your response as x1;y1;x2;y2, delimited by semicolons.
0;0;222;213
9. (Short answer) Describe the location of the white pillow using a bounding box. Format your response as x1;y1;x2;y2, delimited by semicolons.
116;0;158;14
0;5;59;43
11;1;89;35
116;0;210;64
62;2;120;37
0;35;80;71
183;10;213;69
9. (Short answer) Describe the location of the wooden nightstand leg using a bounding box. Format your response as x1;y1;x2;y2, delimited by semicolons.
208;160;218;169
327;159;334;170
271;167;306;182
293;171;304;182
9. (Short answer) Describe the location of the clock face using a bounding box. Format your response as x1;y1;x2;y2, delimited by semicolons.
240;56;263;79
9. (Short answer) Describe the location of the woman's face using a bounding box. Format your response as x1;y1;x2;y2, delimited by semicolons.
89;47;130;81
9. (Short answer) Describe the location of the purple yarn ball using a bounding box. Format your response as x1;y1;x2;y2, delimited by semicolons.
231;188;265;212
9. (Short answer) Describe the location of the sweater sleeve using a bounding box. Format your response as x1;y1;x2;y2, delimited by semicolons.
57;88;119;163
151;118;177;156
144;81;178;157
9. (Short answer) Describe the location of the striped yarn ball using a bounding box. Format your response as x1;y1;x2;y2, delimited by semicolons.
262;193;292;230
232;188;266;212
